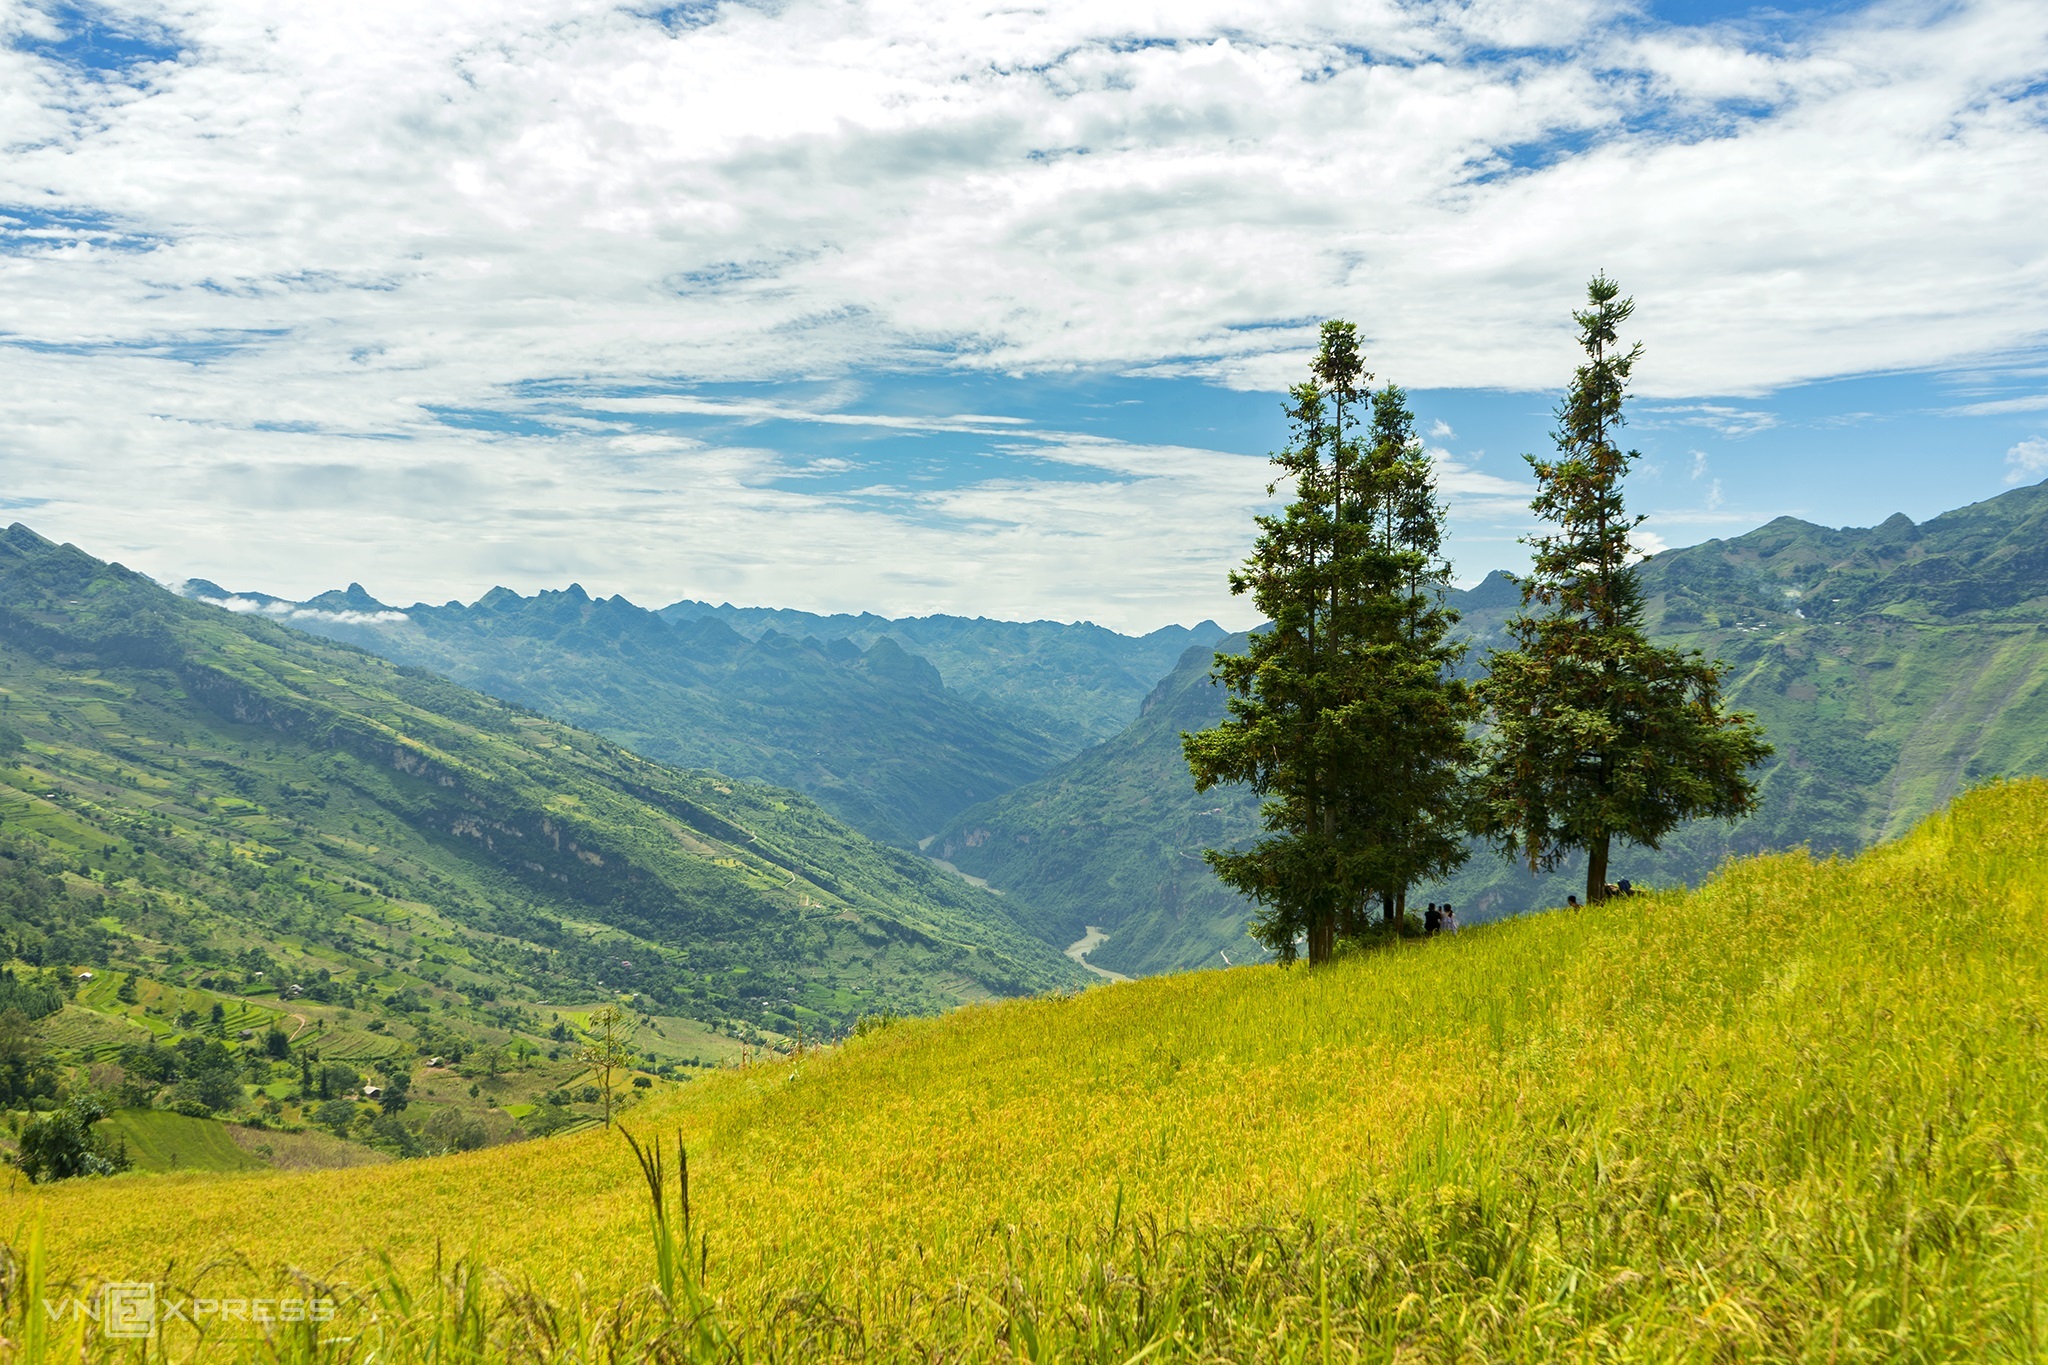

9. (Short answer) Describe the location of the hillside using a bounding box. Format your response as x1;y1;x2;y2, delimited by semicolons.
660;600;1228;746
14;779;2045;1360
931;632;1261;975
940;480;2048;962
0;523;1089;1035
181;582;1064;849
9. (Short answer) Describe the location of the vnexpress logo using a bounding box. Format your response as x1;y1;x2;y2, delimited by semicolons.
101;1283;156;1340
41;1284;338;1340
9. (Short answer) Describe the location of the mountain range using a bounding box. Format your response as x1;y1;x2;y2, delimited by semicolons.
153;476;2048;978
189;583;1222;851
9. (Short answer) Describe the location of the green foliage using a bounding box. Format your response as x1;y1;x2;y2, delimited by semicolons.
312;1097;361;1135
850;1011;900;1038
318;1061;362;1100
374;1061;412;1114
1474;275;1771;904
522;1101;577;1137
11;1092;130;1182
0;1007;56;1106
368;1110;422;1156
0;966;63;1020
1184;324;1475;962
0;841;113;969
418;1106;488;1153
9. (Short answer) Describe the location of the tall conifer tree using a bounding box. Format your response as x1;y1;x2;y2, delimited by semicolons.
1478;275;1770;904
1184;323;1475;963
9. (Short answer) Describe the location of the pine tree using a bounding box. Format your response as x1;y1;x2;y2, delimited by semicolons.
1478;274;1771;904
1184;323;1475;963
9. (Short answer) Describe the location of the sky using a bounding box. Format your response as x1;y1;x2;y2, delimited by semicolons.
1;0;2044;633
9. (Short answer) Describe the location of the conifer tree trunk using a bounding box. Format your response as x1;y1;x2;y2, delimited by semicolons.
1586;834;1609;906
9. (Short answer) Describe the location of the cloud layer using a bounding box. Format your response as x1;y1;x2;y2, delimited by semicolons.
2;0;2044;626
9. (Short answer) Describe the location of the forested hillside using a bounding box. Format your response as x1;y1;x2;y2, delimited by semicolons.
938;480;2048;966
183;582;1064;848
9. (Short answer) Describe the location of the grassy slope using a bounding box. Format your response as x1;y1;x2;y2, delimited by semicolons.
235;583;1063;848
15;779;2046;1360
0;523;1082;1025
100;1109;266;1173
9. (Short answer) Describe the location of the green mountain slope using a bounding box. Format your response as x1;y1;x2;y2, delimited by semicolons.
660;601;1228;747
183;582;1062;849
936;480;2048;966
0;523;1086;1030
931;633;1261;976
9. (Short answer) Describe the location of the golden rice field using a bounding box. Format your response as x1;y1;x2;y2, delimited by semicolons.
6;778;2048;1362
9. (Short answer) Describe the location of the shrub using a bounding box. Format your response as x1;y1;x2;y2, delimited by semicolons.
12;1094;131;1182
368;1112;422;1158
420;1108;488;1154
312;1098;359;1135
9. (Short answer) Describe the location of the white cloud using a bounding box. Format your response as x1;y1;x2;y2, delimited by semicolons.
1642;405;1781;438
2007;436;2048;485
1425;445;1530;500
0;0;2044;625
200;594;410;626
1429;419;1455;439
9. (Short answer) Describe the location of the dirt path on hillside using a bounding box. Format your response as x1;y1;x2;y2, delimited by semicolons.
1064;926;1129;983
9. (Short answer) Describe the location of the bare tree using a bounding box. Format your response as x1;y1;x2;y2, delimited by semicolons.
579;1004;634;1128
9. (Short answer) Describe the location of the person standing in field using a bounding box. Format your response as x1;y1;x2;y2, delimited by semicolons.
1425;904;1442;934
1442;904;1457;933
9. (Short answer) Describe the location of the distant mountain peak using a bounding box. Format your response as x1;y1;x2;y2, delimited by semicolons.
1456;570;1521;611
